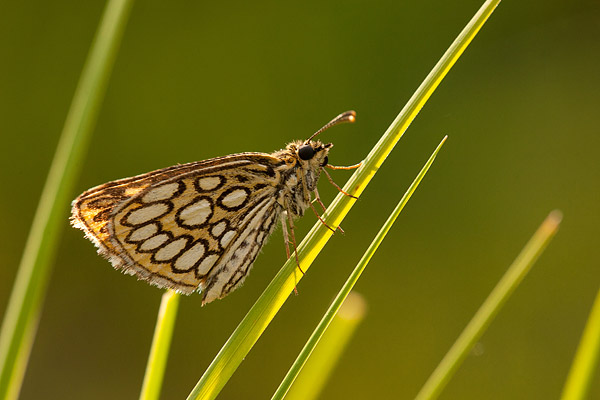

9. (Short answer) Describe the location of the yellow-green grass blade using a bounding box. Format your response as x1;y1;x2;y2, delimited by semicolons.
561;287;600;400
415;210;563;400
0;1;135;399
139;290;180;400
284;292;367;400
274;136;447;400
187;1;500;398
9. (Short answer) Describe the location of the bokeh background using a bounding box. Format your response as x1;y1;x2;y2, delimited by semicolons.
1;0;599;399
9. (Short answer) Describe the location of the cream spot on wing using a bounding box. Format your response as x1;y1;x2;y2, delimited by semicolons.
197;176;222;191
197;254;219;275
211;221;227;237
256;231;265;244
174;241;206;271
154;237;189;262
220;230;236;248
139;233;170;251
125;186;145;196
220;189;248;209
126;203;169;225
178;198;211;226
142;182;180;203
128;223;159;242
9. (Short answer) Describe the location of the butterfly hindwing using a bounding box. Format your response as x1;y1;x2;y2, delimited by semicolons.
71;153;286;301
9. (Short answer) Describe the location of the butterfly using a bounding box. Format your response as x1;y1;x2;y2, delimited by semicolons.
71;111;358;305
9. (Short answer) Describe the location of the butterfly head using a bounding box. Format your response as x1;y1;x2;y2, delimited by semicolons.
293;140;333;169
293;110;356;169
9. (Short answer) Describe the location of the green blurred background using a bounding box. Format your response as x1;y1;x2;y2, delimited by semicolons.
1;0;599;399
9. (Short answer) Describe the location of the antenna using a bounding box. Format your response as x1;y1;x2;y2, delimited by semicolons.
305;110;356;143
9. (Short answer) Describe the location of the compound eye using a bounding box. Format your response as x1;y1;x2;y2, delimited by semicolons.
297;144;315;160
321;156;329;167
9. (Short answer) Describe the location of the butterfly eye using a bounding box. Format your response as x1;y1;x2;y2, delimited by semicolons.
297;144;315;160
321;156;328;167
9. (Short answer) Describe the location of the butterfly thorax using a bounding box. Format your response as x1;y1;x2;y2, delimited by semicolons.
271;139;332;218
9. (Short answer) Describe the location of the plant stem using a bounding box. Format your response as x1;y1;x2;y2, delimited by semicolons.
560;287;600;400
284;292;367;400
415;210;563;400
186;0;500;398
0;1;134;399
139;291;180;400
274;137;447;400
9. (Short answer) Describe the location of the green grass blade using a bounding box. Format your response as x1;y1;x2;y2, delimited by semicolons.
0;1;134;399
561;287;600;400
284;292;367;400
187;1;499;398
274;137;447;400
415;210;563;400
139;290;180;400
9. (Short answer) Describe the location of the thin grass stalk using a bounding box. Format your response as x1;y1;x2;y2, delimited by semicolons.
0;1;134;399
284;292;367;400
186;1;500;399
274;136;447;400
415;210;563;400
139;290;180;400
560;287;600;400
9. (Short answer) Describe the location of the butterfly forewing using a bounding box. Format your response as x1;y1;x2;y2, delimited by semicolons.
72;153;286;303
72;111;354;305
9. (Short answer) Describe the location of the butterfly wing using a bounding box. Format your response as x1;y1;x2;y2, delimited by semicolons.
71;153;286;303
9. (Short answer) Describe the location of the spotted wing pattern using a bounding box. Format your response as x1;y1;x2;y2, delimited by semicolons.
71;153;287;304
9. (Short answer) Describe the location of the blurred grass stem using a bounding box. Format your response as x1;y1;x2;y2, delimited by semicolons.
561;287;600;400
283;292;367;400
139;290;180;400
0;1;134;398
415;210;563;400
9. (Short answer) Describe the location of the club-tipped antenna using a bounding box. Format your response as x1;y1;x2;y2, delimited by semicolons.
305;110;356;143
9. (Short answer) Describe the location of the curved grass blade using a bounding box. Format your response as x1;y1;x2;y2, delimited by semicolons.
139;290;180;400
561;287;600;400
187;1;501;398
284;292;367;400
415;210;563;400
0;2;135;399
274;136;447;400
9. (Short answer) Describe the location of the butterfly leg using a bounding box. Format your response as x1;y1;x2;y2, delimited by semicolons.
311;188;344;234
326;161;362;170
280;211;300;295
280;211;291;259
286;208;305;275
322;168;358;199
313;187;327;213
309;201;336;233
